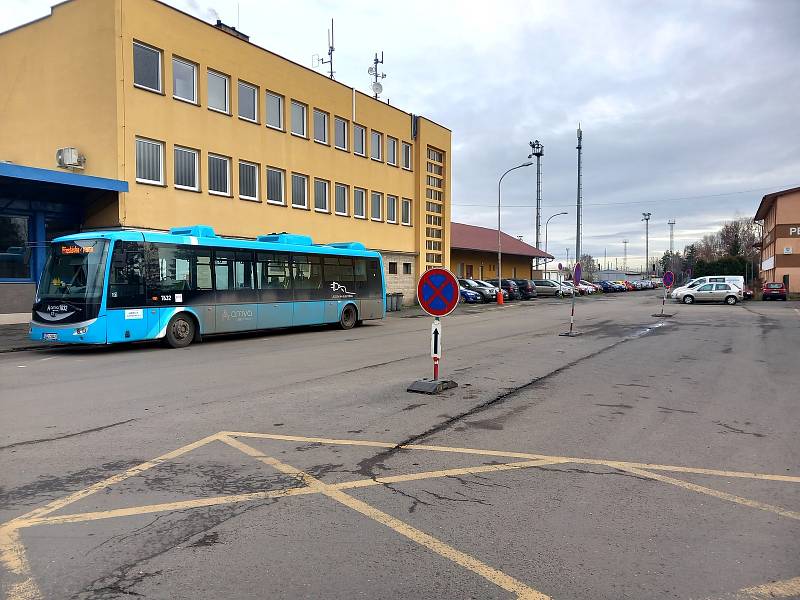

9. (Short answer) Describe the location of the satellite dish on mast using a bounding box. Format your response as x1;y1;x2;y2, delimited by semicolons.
368;66;375;76
371;81;383;95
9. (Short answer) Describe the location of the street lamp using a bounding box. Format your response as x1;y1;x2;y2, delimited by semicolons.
498;162;533;303
642;212;651;277
544;211;568;276
528;140;544;271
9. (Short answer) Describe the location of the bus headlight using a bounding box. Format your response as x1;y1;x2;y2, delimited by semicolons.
74;326;88;335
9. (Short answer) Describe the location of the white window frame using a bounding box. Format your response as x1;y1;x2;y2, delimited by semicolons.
334;116;348;151
135;137;164;185
266;167;285;205
291;100;307;138
402;142;412;170
314;178;330;212
133;41;162;94
237;81;258;123
239;160;259;201
173;146;199;191
386;195;398;224
291;173;308;208
401;198;412;226
354;124;366;157
172;57;196;104
371;191;383;222
265;92;284;130
207;70;230;114
371;131;383;162
313;109;329;144
387;137;398;166
334;183;349;216
208;153;231;196
353;188;366;219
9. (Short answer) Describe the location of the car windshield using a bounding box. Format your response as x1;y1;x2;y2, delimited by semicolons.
38;239;109;301
461;279;478;286
475;280;494;287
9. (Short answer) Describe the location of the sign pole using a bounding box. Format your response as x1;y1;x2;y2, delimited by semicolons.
653;270;675;318
432;317;440;380
559;263;582;337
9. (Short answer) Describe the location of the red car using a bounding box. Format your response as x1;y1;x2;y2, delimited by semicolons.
762;282;787;301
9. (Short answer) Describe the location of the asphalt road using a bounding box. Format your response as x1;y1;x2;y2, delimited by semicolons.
1;292;798;600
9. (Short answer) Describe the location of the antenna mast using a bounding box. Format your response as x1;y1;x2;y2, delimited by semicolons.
321;19;335;79
368;51;387;99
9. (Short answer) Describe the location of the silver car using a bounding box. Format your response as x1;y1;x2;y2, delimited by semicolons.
675;282;742;305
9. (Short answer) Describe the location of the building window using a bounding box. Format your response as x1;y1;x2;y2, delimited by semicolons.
334;117;348;150
208;70;229;114
133;41;161;93
370;131;383;161
313;109;328;144
291;173;308;208
174;146;198;191
427;175;443;188
291;100;307;137
335;183;348;215
135;137;163;185
388;262;398;275
426;215;442;226
386;195;398;224
353;188;366;218
0;215;30;279
402;262;412;275
208;154;230;196
426;201;442;214
266;92;284;129
402;142;412;170
371;191;383;221
239;161;259;201
314;179;329;212
427;162;443;175
428;148;444;162
401;198;412;226
266;167;285;204
354;124;366;156
387;137;398;166
238;81;258;122
172;57;196;103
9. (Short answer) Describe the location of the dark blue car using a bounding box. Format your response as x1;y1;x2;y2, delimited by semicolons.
460;287;481;304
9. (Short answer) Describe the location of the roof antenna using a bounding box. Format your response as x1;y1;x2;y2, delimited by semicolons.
368;51;387;99
312;19;336;79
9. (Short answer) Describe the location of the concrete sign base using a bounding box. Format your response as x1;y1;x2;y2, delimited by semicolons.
407;378;459;395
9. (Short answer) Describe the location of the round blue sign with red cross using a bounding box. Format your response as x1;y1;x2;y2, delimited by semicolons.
663;270;675;288
417;268;460;317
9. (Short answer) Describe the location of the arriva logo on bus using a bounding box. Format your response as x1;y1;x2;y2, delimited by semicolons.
222;309;254;321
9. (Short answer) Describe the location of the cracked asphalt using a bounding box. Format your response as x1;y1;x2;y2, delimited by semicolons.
1;292;798;599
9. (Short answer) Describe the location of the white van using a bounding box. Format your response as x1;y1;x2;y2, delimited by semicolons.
671;275;744;299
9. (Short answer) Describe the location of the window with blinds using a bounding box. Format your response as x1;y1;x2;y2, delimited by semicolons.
135;138;163;185
266;167;285;204
208;154;230;195
239;161;258;200
386;195;398;223
353;188;366;218
174;146;198;190
371;191;383;221
266;92;283;129
291;173;308;208
335;183;348;215
401;198;412;225
314;179;329;212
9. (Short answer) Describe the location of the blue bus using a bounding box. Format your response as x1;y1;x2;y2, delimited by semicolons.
30;225;385;348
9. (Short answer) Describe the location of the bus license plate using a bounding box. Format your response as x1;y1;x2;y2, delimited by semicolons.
43;333;58;341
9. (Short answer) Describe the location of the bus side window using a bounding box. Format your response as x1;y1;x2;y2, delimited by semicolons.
108;241;145;308
257;252;291;302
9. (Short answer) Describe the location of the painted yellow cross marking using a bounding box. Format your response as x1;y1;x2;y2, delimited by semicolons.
1;431;798;600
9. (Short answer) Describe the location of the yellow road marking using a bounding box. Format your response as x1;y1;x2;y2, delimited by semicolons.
0;526;41;600
738;576;800;599
611;465;800;521
223;431;800;483
219;435;551;600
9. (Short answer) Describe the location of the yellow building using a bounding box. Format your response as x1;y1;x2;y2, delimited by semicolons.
755;186;800;293
0;0;451;311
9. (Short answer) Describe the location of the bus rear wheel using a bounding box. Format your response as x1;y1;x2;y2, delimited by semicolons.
339;305;358;330
165;313;195;348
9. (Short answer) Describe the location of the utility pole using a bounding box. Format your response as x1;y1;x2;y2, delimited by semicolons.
622;239;629;271
642;212;652;278
668;219;675;255
575;124;583;267
528;140;544;273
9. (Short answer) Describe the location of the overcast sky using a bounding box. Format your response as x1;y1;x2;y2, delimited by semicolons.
3;1;799;267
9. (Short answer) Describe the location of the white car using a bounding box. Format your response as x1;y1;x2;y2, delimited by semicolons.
671;276;744;299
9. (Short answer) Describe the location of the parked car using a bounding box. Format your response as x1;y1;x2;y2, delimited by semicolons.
762;282;787;301
598;280;616;292
671;276;745;299
459;287;481;304
556;281;576;296
580;280;603;293
532;279;563;297
459;278;496;303
486;278;521;300
510;278;538;299
675;282;742;305
475;279;508;301
562;281;583;295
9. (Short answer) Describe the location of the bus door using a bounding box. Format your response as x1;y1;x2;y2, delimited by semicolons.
292;254;325;326
256;252;292;328
107;240;154;342
213;250;258;333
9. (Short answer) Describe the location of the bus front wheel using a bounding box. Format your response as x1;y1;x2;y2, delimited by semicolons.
165;313;195;348
339;305;358;330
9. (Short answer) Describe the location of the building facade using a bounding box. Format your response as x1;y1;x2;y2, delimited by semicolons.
755;186;800;293
450;223;551;280
0;0;451;311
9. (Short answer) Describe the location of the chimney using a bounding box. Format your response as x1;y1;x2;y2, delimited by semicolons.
215;19;249;42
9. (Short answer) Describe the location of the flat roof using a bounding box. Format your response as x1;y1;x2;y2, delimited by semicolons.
0;162;129;192
754;186;800;221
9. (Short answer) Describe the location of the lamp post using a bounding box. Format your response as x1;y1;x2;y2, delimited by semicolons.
528;140;544;272
544;211;568;276
642;212;651;278
497;162;533;303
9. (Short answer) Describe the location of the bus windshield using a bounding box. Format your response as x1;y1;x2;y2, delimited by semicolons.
38;239;109;301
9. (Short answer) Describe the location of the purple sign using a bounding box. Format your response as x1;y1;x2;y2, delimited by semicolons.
574;263;582;283
663;271;675;288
